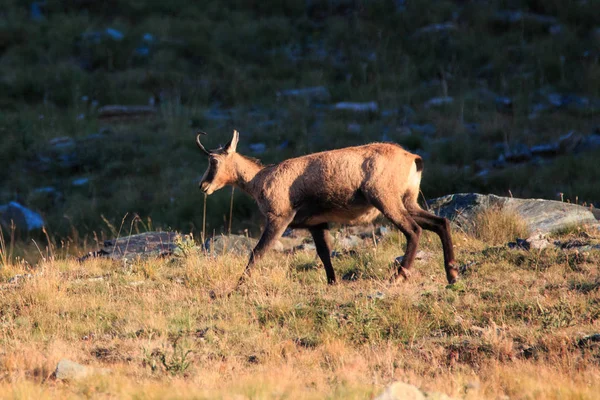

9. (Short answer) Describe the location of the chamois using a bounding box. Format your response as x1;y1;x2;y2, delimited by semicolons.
196;130;458;286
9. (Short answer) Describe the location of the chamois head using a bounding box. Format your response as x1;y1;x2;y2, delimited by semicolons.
196;130;239;195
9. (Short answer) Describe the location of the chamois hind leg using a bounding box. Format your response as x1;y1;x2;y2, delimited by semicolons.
407;206;459;284
308;223;336;285
236;213;293;288
366;196;422;282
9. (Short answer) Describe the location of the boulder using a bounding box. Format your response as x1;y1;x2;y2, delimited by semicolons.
204;234;284;256
0;202;44;231
429;193;599;235
79;231;191;262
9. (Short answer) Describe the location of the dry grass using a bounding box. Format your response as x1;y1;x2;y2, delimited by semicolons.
0;224;599;399
469;208;530;245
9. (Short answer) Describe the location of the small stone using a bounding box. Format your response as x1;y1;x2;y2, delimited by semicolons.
72;178;90;186
376;226;390;236
375;382;425;400
394;250;427;265
49;137;76;150
413;22;456;37
525;234;552;250
424;97;454;108
54;359;110;381
105;28;124;41
334;101;378;113
367;291;385;300
8;274;33;284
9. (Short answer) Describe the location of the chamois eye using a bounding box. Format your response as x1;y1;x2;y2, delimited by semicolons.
210;158;219;166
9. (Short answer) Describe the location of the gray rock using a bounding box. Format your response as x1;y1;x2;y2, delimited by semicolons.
413;22;456;37
8;274;33;284
530;143;559;157
49;137;76;150
429;193;600;235
334;101;378;113
79;232;191;262
72;177;90;186
54;359;110;381
105;28;124;40
277;86;331;102
336;234;362;249
526;234;553;250
424;97;454;108
377;226;390;236
544;93;600;112
367;291;385;300
205;234;284;256
395;250;428;265
0;202;44;231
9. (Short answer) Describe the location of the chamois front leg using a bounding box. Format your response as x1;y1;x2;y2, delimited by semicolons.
308;223;336;284
366;195;422;282
236;214;293;288
408;207;458;284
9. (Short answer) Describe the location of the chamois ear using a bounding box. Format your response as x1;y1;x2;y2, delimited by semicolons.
224;129;239;154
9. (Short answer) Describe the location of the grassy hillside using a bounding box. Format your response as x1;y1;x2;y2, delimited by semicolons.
0;223;599;399
1;0;599;248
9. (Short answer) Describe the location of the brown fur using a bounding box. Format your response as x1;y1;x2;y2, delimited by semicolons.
197;130;458;286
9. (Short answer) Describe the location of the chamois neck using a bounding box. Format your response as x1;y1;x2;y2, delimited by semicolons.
232;153;263;195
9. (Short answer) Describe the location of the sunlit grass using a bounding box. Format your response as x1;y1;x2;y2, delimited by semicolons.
0;221;598;398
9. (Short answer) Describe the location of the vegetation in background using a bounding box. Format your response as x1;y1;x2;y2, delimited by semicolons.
0;0;599;247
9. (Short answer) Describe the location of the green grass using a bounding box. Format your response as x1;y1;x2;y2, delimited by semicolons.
0;1;599;245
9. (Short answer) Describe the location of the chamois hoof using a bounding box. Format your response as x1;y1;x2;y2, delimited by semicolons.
390;268;411;284
446;263;460;284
